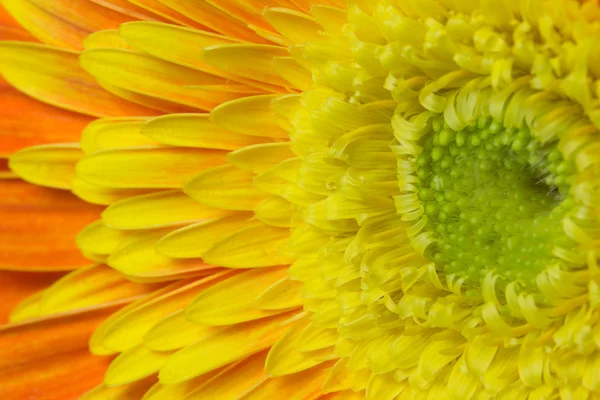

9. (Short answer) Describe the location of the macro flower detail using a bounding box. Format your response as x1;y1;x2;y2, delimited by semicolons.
2;1;600;399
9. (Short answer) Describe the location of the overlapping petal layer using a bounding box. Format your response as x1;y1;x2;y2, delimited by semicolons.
3;1;600;400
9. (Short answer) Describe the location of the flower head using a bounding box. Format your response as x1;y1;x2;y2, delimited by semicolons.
2;0;600;399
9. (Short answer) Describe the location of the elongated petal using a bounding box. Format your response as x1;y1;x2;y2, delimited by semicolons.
159;312;296;383
81;376;156;400
77;147;227;189
81;48;252;110
9;143;81;189
243;362;333;400
255;276;303;310
0;87;92;155
203;44;291;87
91;272;233;353
81;117;158;154
186;267;292;325
105;344;174;386
0;179;101;270
155;213;254;258
72;176;157;205
211;95;289;138
126;0;208;28
184;351;269;400
184;164;268;210
202;221;293;268
2;0;136;50
0;270;64;323
33;264;159;317
0;42;156;117
227;142;295;174
102;190;231;229
265;317;336;376
143;310;221;351
108;235;218;281
264;7;321;44
141;113;268;150
0;305;120;399
156;1;270;43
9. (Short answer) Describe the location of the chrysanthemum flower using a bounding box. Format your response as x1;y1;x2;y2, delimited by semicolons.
2;0;600;399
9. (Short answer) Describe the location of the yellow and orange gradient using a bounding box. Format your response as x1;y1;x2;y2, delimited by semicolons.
2;1;600;399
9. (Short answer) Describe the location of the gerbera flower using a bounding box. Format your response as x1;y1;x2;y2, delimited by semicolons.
1;0;600;399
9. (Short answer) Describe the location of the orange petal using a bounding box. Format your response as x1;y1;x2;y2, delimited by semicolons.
0;305;122;399
2;0;139;50
157;0;271;43
0;87;93;155
127;0;211;29
243;362;334;400
0;179;102;270
0;41;158;117
0;4;37;42
81;376;157;400
0;270;65;324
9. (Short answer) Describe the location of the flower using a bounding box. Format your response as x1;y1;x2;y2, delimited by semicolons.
1;0;600;399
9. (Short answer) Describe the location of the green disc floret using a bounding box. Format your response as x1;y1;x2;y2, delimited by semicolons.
417;117;576;285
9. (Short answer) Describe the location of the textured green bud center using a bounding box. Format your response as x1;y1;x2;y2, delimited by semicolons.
417;117;575;285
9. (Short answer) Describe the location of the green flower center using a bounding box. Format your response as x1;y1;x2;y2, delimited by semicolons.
417;117;576;285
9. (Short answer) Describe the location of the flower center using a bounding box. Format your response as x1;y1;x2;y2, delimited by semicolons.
417;117;575;285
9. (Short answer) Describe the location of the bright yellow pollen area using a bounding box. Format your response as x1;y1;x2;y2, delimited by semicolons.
4;0;600;399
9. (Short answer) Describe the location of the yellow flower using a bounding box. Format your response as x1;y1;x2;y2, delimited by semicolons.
1;0;600;399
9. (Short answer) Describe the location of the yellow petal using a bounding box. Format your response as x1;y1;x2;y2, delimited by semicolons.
102;190;231;230
83;29;132;50
211;94;289;138
255;276;303;310
155;213;254;258
142;366;229;400
76;147;227;189
186;267;292;326
273;56;313;91
159;312;296;384
91;272;233;354
183;351;268;400
0;42;155;117
9;144;81;189
81;117;158;154
80;48;249;111
255;196;296;228
141;113;267;150
202;44;291;87
227;143;295;174
36;264;155;316
76;221;127;257
105;344;174;386
184;164;268;210
366;372;407;400
108;235;218;281
143;310;221;352
264;7;321;44
118;21;281;93
203;221;293;268
72;176;156;206
296;323;338;352
265;317;336;376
